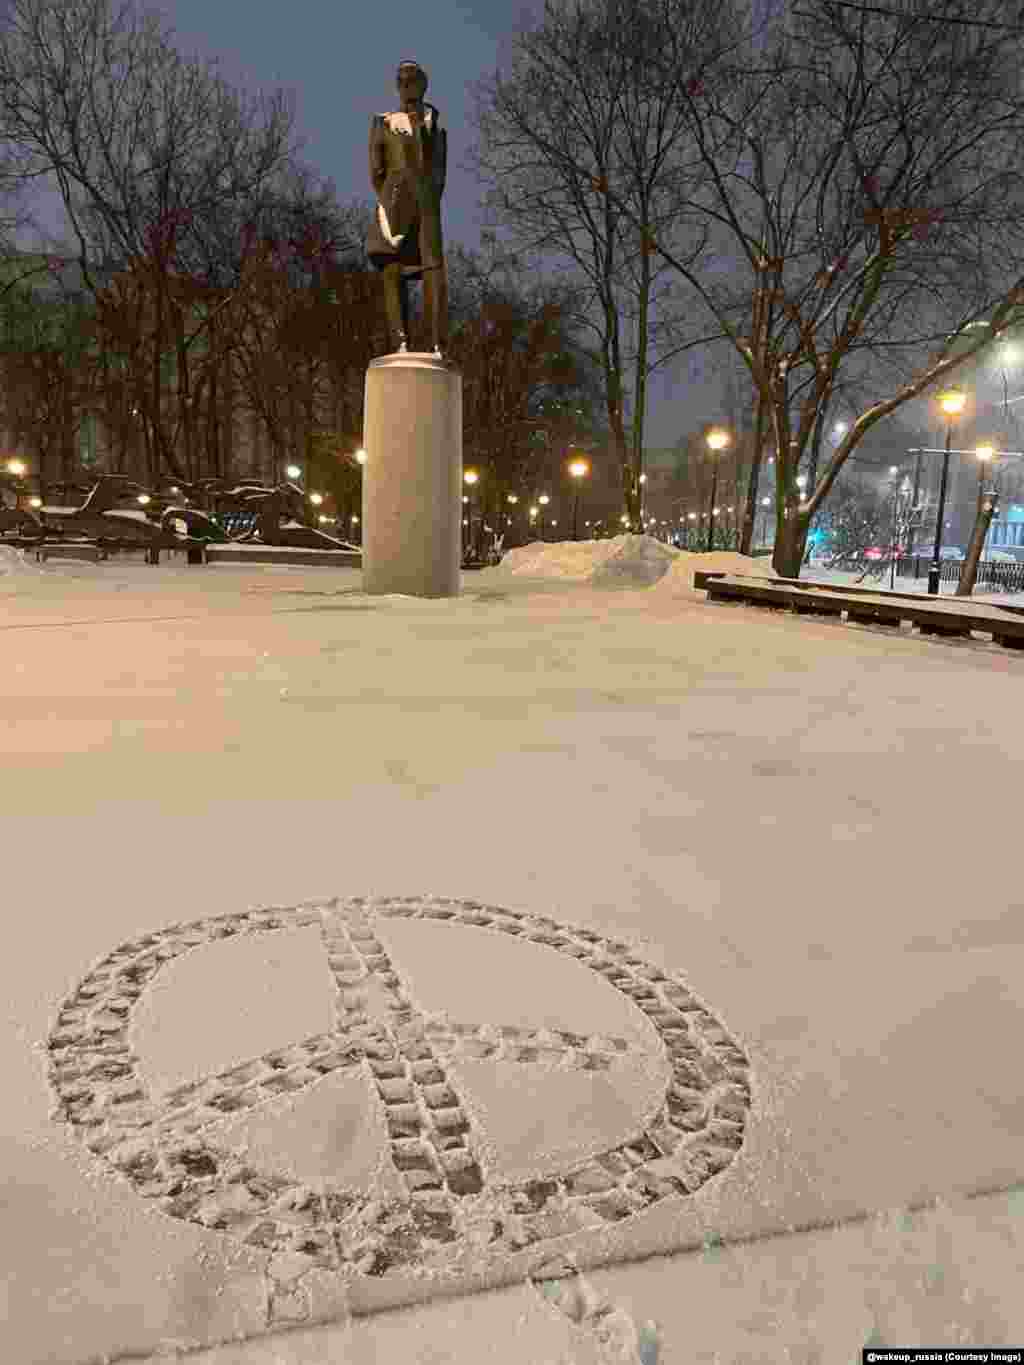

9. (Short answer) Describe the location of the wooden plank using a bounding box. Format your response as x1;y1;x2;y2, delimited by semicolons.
36;541;107;563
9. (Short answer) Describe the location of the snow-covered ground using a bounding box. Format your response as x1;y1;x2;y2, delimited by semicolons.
3;536;1023;1364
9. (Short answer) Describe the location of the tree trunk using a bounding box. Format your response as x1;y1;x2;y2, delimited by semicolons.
738;391;768;555
956;485;996;597
771;506;810;578
630;224;652;536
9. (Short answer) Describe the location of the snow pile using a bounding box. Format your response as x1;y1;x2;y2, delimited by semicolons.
495;535;678;587
0;544;44;578
653;550;778;597
590;535;680;588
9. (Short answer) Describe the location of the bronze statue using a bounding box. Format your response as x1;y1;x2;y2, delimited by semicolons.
366;60;448;356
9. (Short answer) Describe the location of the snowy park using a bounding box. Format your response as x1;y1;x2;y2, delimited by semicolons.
3;536;1024;1362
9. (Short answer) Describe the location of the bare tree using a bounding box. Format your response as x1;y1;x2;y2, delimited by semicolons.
0;264;95;495
227;184;377;489
597;0;1024;575
0;0;301;482
445;240;597;539
468;0;728;531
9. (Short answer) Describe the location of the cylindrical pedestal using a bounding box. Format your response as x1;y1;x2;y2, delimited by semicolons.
362;352;462;597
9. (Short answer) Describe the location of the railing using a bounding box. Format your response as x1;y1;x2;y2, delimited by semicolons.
835;556;1024;593
670;528;741;552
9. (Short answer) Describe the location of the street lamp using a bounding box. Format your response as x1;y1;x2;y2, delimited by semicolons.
285;463;301;481
5;458;26;477
888;472;912;590
464;469;479;558
568;455;589;540
928;387;967;594
705;427;731;551
355;449;367;466
538;492;550;541
758;495;772;547
309;492;324;506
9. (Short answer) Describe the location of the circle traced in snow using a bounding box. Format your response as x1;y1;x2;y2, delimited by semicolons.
47;896;752;1283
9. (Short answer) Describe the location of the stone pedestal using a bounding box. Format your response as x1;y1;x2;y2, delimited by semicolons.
361;352;462;598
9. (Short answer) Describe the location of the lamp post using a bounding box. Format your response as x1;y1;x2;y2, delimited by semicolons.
705;427;731;552
568;456;589;540
757;496;771;548
505;492;518;545
285;463;301;483
928;387;966;594
4;458;27;510
888;472;911;590
538;492;550;541
464;469;479;559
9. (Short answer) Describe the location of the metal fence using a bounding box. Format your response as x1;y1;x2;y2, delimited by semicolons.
843;556;1024;593
670;528;741;552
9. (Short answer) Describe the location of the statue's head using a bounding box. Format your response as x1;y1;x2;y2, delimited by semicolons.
396;60;428;103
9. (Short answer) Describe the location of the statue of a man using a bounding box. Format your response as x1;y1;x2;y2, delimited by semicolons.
366;60;449;356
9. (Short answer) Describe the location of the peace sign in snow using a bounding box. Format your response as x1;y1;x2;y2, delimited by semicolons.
47;896;751;1288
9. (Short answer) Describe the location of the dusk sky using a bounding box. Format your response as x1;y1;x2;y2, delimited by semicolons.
21;0;746;449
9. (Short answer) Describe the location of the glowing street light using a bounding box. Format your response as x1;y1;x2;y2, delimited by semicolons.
464;469;480;556
757;495;773;547
5;458;26;477
29;496;41;508
309;492;324;506
137;493;151;505
705;426;731;550
355;448;367;465
928;387;966;593
568;454;590;540
286;464;301;480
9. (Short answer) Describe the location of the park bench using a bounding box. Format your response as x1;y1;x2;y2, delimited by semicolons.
35;540;107;564
693;571;1024;652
